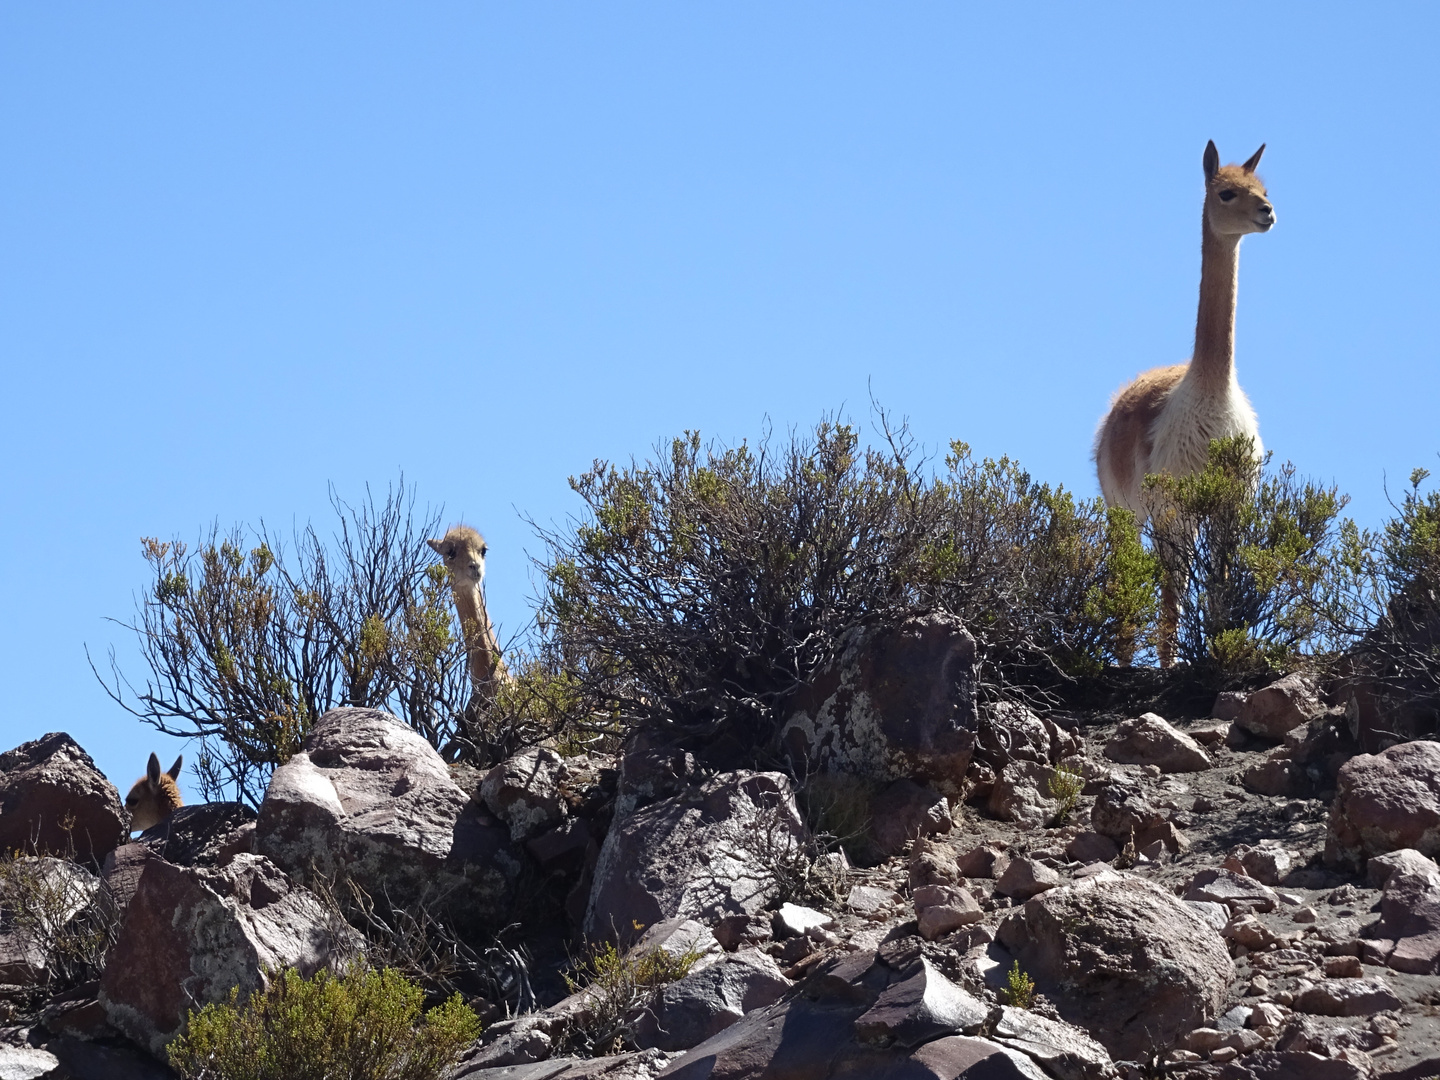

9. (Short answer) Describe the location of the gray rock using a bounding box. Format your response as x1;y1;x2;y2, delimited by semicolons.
914;884;983;941
0;858;99;987
97;852;354;1055
870;779;952;857
988;761;1059;828
996;857;1060;902
254;707;522;917
1104;713;1211;773
1089;781;1167;842
1294;977;1403;1016
1182;868;1280;913
135;801;255;867
773;902;833;939
1325;740;1440;872
0;733;126;864
1212;691;1248;722
481;748;570;842
998;873;1232;1060
1221;843;1293;886
780;614;979;797
853;957;988;1047
1065;832;1119;865
584;770;809;947
847;884;900;915
633;949;791;1052
0;1046;59;1080
991;1006;1115;1080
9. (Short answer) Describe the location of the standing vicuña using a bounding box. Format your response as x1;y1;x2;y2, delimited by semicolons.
126;752;183;832
1094;140;1275;666
428;525;508;701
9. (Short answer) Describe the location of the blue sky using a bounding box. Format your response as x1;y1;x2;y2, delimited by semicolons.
2;5;1437;803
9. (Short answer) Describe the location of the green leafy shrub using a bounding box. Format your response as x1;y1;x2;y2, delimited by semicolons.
1145;436;1352;676
93;481;542;806
1004;960;1036;1009
1047;764;1086;825
539;417;1160;751
559;938;702;1055
167;965;479;1080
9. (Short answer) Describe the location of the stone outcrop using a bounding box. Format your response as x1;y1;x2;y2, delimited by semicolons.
254;707;522;917
632;949;790;1051
0;733;126;863
1325;739;1440;871
98;853;352;1055
1103;713;1211;773
870;779;953;857
1234;673;1325;740
585;770;809;946
779;614;979;796
998;873;1233;1059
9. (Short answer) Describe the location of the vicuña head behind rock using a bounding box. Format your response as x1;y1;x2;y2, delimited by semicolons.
126;752;183;832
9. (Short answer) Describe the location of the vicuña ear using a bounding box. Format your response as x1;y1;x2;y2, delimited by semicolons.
146;753;161;785
427;538;445;555
1203;141;1220;182
167;756;183;781
1242;144;1266;173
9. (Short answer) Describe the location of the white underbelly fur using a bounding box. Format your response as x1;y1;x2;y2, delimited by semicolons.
1148;374;1261;487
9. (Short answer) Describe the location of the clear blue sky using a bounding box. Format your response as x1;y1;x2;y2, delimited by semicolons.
3;5;1436;804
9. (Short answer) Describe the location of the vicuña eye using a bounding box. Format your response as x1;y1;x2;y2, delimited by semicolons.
1219;190;1237;203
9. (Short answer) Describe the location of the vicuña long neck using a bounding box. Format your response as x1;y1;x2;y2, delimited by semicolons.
452;584;502;689
1191;219;1242;388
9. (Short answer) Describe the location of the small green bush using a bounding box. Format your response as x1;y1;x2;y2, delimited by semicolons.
1004;960;1036;1009
1145;437;1352;676
1047;764;1086;825
167;965;479;1080
560;938;702;1055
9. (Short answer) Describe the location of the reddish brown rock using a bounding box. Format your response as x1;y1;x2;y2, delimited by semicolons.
1243;753;1303;797
958;842;1010;879
1090;780;1167;842
998;873;1232;1060
1222;843;1294;886
1104;713;1211;773
0;733;125;863
1065;832;1119;865
996;856;1060;902
98;853;352;1055
780;613;979;796
1235;673;1325;740
1325;740;1440;871
1294;977;1402;1016
914;884;983;940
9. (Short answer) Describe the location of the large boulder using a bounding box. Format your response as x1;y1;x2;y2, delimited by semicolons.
584;771;809;947
135;801;255;867
1325;740;1440;871
254;707;522;917
1234;673;1325;740
480;747;570;841
997;872;1233;1060
1103;714;1211;773
632;949;791;1052
779;614;979;796
98;852;352;1055
0;733;126;863
0;857;99;988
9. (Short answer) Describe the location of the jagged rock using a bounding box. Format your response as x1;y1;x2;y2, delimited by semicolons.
780;613;979;796
990;1006;1114;1080
998;873;1232;1060
1294;977;1403;1016
773;903;832;939
135;801;255;867
958;842;1010;879
1223;843;1294;886
480;747;570;842
870;779;952;857
848;884;900;915
585;770;809;946
455;1049;670;1079
0;858;99;987
0;733;126;863
1186;900;1231;931
910;836;962;890
1224;913;1280;951
614;731;696;821
914;884;982;940
1325;740;1440;871
1065;832;1119;865
1213;691;1248;722
97;852;353;1055
525;817;594;875
254;707;522;917
1243;753;1303;797
854;957;988;1047
1369;848;1440;974
1104;713;1211;773
996;857;1060;902
1368;847;1438;889
1089;780;1167;842
1235;674;1325;740
633;949;791;1052
0;1046;59;1079
1183;868;1280;913
988;761;1059;828
713;912;772;951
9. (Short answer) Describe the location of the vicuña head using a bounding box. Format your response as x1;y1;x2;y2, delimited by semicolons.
126;752;183;832
1094;140;1274;667
427;524;508;693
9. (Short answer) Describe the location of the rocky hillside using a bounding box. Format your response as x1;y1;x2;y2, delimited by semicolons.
3;621;1440;1080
